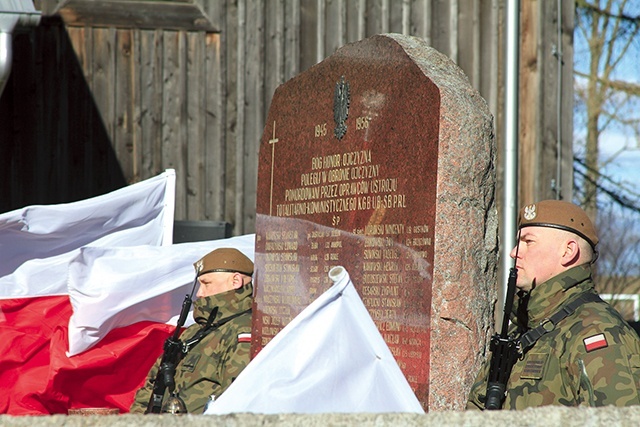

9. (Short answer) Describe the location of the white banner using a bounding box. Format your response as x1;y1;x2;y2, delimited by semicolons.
206;266;424;414
66;234;255;356
0;170;176;298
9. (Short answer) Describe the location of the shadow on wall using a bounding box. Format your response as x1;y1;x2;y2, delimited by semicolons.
0;16;126;213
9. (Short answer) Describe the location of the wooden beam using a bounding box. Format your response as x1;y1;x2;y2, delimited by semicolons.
49;0;219;32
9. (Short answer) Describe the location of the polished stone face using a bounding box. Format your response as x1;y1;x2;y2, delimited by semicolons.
253;34;496;411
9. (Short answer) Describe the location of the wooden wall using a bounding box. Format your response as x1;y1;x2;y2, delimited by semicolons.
2;0;573;235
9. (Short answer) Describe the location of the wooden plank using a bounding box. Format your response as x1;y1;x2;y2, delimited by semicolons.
316;0;326;62
5;30;39;207
139;29;164;180
560;0;575;201
240;0;265;234
430;0;451;57
283;0;300;81
387;0;405;34
365;0;383;36
222;0;238;225
205;31;225;220
162;30;188;219
198;0;225;32
478;0;500;115
67;26;96;189
324;0;346;57
232;0;246;231
115;29;135;183
45;24;69;201
538;0;574;201
299;0;319;71
345;0;366;43
380;0;392;33
519;0;539;204
55;0;219;32
457;0;480;88
410;0;431;43
186;31;206;219
448;0;458;63
264;0;284;119
539;0;558;200
32;26;48;204
131;29;143;183
91;27;117;192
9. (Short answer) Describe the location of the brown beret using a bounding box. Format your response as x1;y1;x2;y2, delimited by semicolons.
193;248;254;276
518;200;598;249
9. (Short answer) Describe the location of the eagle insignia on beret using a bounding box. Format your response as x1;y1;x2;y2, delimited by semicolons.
195;259;204;273
524;204;537;220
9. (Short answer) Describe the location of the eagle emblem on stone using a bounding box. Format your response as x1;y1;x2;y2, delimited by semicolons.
333;75;350;140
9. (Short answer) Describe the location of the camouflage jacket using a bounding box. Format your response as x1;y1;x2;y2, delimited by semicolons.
130;282;253;414
467;264;640;409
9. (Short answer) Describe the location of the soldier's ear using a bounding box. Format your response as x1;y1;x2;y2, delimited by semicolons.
231;272;244;290
560;238;580;267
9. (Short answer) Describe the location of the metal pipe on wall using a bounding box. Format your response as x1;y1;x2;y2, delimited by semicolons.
498;0;520;327
0;1;41;98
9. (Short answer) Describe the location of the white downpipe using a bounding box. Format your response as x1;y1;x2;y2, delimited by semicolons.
0;30;12;95
0;2;41;98
499;0;520;327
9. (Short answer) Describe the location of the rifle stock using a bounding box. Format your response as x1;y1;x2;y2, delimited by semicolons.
145;292;193;414
484;265;520;410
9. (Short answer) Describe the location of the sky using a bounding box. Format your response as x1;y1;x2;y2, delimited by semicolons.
572;0;640;212
570;1;640;277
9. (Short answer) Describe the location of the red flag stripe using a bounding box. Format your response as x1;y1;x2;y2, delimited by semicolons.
583;333;608;352
0;296;173;415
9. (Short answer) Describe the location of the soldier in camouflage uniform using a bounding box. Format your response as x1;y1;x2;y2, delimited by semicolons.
130;248;254;414
468;200;640;409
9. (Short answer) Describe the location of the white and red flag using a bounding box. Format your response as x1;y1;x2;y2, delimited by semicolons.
0;170;254;415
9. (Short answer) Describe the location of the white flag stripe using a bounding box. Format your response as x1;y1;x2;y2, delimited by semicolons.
66;234;255;356
205;266;424;414
0;170;176;298
584;334;606;346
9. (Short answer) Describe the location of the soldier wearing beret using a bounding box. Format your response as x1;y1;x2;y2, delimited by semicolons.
130;248;254;414
468;200;640;409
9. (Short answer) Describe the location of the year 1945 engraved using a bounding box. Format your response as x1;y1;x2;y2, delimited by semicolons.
356;116;369;130
315;123;327;137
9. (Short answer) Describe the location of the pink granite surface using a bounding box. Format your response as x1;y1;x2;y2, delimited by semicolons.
253;34;497;411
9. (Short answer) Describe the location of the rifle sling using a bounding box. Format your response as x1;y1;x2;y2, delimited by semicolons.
181;307;252;354
518;293;603;352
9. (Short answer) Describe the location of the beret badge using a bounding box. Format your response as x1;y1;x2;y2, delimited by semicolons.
523;204;537;221
195;260;204;274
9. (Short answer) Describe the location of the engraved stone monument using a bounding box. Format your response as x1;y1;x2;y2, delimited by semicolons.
252;34;497;411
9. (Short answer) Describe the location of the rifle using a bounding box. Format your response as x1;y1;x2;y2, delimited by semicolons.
484;231;521;410
145;278;197;414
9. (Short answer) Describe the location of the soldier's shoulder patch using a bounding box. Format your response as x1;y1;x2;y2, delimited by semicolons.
237;332;251;343
584;333;608;352
520;353;548;380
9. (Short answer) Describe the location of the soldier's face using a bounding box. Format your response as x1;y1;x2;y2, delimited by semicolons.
196;271;235;298
510;226;565;292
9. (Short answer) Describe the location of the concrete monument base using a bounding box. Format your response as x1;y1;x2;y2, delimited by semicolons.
3;407;640;427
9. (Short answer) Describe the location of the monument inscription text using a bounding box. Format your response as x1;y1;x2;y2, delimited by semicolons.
254;37;442;408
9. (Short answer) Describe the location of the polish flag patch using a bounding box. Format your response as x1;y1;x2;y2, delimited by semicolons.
584;333;608;352
238;333;251;343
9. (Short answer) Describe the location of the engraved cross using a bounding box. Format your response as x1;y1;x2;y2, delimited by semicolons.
269;121;278;216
